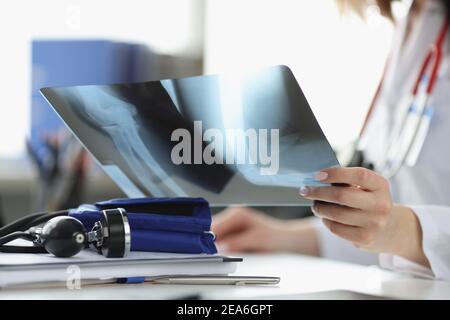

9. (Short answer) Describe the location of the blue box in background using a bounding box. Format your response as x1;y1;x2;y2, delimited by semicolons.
30;40;155;163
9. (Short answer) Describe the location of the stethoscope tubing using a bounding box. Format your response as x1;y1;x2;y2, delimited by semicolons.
0;210;69;237
0;210;70;254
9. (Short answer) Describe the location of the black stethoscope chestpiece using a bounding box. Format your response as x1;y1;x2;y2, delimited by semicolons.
1;207;131;258
89;208;131;258
34;208;130;258
100;208;131;258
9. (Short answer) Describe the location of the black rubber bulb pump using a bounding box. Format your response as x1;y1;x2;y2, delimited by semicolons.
41;216;87;257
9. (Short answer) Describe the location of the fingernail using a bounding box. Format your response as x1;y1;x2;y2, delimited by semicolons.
299;186;310;196
314;171;328;181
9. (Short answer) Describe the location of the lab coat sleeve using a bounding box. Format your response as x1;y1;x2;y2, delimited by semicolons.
379;205;450;280
314;218;379;266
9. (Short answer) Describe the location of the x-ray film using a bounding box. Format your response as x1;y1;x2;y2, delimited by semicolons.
40;65;340;206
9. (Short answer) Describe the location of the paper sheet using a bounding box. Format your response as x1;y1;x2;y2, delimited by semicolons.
0;249;219;267
0;249;240;287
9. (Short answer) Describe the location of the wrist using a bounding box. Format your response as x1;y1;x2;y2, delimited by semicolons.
384;205;430;267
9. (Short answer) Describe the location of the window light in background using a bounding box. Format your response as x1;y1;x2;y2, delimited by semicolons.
0;0;204;159
0;0;406;159
204;0;402;150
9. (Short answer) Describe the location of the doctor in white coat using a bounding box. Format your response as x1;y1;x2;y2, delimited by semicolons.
212;0;450;280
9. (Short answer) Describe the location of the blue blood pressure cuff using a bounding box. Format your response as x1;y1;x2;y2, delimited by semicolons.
68;197;217;254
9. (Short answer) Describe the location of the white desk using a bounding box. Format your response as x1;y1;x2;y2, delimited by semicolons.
1;253;449;299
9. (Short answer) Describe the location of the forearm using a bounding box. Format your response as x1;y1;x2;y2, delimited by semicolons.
383;205;430;267
280;217;321;257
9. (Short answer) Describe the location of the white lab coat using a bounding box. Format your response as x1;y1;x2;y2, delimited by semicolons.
316;0;450;280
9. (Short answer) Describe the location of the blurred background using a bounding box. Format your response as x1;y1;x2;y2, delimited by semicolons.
0;0;408;224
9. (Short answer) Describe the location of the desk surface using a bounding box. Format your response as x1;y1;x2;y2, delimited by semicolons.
1;253;449;300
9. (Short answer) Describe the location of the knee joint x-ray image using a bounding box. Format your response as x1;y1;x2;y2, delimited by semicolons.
40;65;339;206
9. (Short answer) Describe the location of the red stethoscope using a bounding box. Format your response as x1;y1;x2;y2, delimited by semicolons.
358;15;449;178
